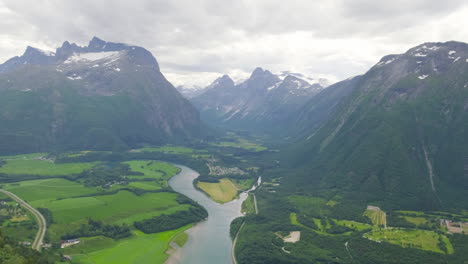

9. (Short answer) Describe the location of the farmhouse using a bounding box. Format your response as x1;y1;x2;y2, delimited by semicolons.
61;238;81;248
441;219;467;234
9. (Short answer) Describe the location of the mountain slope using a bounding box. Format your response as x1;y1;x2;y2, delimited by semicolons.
287;41;468;210
192;68;328;134
0;37;205;154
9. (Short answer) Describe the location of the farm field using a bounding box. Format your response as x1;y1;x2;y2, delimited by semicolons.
402;216;429;226
364;206;387;227
197;178;239;203
209;132;267;152
65;227;190;264
364;228;454;254
0;158;96;176
44;190;190;225
2;178;100;202
124;160;180;184
134;145;197;154
210;139;267;152
127;181;162;190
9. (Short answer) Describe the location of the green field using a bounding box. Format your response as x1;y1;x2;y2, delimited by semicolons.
401;216;429;226
336;219;374;231
395;210;426;216
0;154;204;263
210;139;267;152
242;194;256;214
0;159;96;176
66;227;190;264
0;153;47;160
288;195;330;216
210;132;267;152
172;231;189;247
127;181;162;190
124;160;180;185
44;190;189;225
233;178;255;191
134;145;197;154
2;178;100;202
197;178;239;203
364;228;454;254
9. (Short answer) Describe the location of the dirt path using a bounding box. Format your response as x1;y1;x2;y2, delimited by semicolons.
0;189;47;251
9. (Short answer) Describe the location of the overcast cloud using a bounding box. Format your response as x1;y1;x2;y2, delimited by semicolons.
1;0;468;87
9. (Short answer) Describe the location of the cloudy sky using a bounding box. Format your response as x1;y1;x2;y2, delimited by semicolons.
1;0;468;88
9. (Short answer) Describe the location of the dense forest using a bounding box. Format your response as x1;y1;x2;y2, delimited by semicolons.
134;207;208;234
62;219;131;240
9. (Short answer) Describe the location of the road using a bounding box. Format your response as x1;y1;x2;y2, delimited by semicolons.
231;222;245;264
253;193;259;214
232;191;259;263
0;189;47;251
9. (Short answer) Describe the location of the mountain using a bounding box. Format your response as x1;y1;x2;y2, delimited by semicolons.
192;68;328;134
0;37;206;154
286;41;468;210
175;85;208;99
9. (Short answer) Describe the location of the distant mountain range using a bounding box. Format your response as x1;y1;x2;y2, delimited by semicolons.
0;37;206;154
190;68;331;134
176;85;209;99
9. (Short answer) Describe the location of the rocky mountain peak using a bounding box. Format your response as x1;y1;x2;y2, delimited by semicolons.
250;67;265;77
88;36;107;49
210;74;234;88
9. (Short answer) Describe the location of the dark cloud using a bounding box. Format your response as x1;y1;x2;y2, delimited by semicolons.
0;0;467;87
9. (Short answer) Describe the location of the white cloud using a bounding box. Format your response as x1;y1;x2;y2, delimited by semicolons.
0;0;467;87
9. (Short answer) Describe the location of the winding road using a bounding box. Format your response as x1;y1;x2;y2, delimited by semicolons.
0;189;47;251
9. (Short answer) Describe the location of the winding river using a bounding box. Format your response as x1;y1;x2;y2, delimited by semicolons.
166;165;256;264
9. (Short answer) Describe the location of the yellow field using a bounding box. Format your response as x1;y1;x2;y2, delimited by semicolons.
364;207;387;227
197;179;239;203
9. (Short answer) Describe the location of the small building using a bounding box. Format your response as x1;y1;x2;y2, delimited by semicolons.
42;243;52;249
60;239;80;248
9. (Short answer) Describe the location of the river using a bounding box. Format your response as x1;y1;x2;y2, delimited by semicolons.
166;165;258;264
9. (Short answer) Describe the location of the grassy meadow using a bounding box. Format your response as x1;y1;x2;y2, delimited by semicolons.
45;190;189;225
364;228;454;254
64;227;191;264
242;194;256;214
0;158;96;176
2;178;100;202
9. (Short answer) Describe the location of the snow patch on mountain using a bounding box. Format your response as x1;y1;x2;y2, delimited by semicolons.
418;74;429;80
64;51;121;64
36;48;55;56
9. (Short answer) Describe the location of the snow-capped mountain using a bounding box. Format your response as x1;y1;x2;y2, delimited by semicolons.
0;37;206;153
191;67;330;132
176;85;209;99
